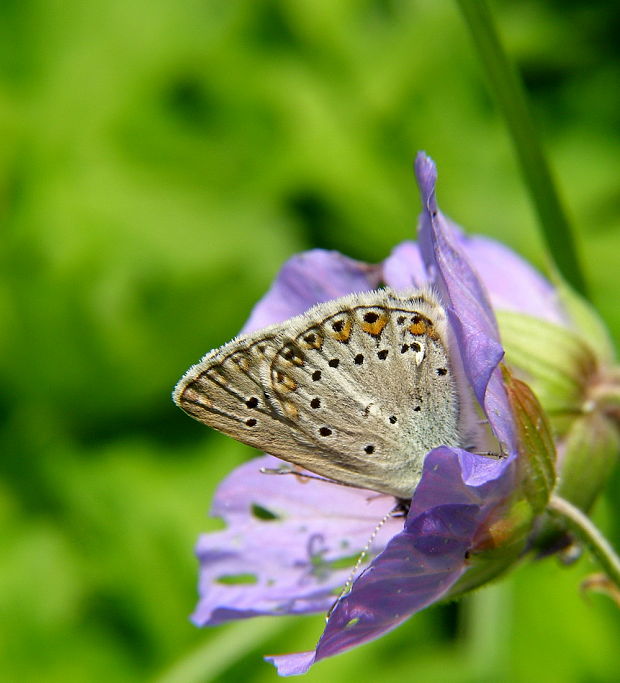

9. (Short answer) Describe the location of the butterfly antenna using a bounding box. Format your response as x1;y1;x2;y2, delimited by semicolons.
326;505;399;620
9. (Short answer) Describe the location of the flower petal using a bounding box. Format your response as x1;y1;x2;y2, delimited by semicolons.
381;241;429;290
192;455;401;626
241;250;381;334
265;651;316;676
380;214;565;328
460;235;567;325
269;447;514;675
415;152;516;452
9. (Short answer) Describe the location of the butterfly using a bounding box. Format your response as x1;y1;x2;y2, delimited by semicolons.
173;288;475;499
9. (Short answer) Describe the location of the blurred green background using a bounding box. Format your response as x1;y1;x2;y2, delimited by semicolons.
2;0;619;681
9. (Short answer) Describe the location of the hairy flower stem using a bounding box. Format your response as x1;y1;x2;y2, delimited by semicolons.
547;495;620;592
455;0;587;296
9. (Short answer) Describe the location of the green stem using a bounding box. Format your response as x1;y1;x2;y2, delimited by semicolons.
455;0;587;295
153;618;288;683
462;581;511;679
547;495;620;590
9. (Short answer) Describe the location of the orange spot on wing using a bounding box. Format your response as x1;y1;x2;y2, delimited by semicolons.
361;315;389;336
282;400;299;419
298;329;324;350
280;344;306;366
329;317;353;342
272;370;298;393
408;314;439;339
408;320;427;336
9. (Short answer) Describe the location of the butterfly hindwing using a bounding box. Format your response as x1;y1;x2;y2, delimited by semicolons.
174;289;462;498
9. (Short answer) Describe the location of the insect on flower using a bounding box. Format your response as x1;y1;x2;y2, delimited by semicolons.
173;153;617;675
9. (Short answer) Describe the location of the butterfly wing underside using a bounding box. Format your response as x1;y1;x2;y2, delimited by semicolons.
173;289;461;499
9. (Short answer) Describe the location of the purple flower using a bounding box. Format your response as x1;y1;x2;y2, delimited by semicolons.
191;153;559;675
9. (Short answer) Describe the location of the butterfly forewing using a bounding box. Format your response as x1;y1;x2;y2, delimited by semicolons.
174;333;300;455
173;289;462;499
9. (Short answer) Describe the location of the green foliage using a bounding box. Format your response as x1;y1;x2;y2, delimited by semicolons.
1;0;619;680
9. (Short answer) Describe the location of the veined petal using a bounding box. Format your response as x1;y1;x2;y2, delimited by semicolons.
460;235;567;326
193;456;401;626
415;152;516;453
381;241;429;290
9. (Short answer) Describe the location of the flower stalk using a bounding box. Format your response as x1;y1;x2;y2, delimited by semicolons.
547;495;620;594
455;0;587;295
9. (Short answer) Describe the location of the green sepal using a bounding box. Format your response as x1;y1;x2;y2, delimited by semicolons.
447;370;557;601
446;497;533;601
556;412;620;514
503;366;557;514
590;370;620;416
497;310;595;435
554;278;615;363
